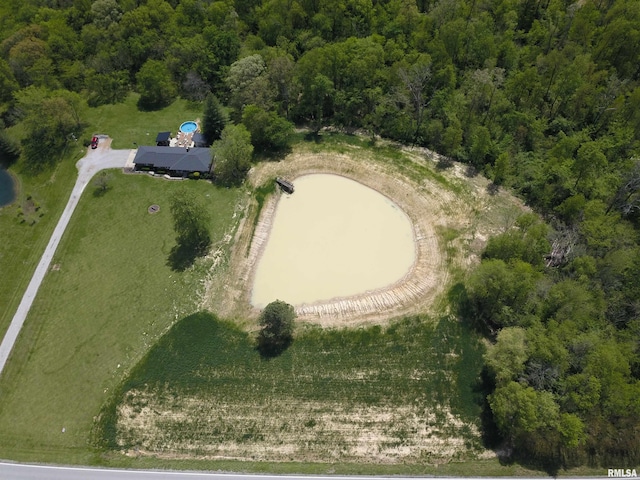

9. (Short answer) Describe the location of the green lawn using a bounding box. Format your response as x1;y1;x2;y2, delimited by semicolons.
84;94;203;149
0;173;241;464
0;152;83;340
0;94;204;342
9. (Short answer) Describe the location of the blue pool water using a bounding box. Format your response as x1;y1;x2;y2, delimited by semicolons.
0;168;16;207
180;121;198;133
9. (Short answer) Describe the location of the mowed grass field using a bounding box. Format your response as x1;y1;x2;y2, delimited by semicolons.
97;312;488;467
0;94;202;342
0;156;81;340
0;173;241;463
86;94;203;149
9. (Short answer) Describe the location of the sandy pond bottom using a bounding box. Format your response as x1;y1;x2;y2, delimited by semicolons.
251;174;416;308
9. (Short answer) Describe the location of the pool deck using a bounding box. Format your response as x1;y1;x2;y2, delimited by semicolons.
173;131;194;148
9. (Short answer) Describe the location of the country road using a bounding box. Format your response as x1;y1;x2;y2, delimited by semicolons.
0;463;611;480
0;138;132;375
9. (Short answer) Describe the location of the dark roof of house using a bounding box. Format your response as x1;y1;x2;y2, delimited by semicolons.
156;131;171;142
133;146;212;173
192;132;207;146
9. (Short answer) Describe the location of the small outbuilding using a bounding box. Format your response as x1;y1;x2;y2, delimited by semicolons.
156;131;171;146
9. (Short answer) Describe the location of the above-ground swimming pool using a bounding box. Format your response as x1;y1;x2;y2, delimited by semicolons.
179;121;198;133
251;174;416;308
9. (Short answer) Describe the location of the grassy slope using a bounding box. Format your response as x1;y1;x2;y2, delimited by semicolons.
96;313;600;475
0;173;240;463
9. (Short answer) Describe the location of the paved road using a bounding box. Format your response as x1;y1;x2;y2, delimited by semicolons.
0;463;609;479
0;138;132;375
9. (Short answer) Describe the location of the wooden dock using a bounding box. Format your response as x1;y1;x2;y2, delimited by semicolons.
276;177;294;194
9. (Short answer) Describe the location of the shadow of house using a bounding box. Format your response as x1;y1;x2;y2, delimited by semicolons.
192;132;208;148
133;146;213;177
156;131;171;146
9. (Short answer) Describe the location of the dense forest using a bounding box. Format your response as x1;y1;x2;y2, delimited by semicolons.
1;0;639;470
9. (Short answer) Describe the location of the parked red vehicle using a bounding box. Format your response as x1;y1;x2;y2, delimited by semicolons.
91;136;99;149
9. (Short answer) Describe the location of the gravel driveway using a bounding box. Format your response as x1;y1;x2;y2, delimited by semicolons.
0;138;132;375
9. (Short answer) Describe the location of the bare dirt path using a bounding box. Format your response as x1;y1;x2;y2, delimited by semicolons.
0;138;132;376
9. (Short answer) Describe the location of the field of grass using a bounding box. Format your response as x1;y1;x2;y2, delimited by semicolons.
83;94;202;149
0;150;84;340
0;94;204;340
0;173;241;464
97;311;488;466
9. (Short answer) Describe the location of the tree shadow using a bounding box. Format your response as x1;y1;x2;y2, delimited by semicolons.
304;131;323;143
0;148;20;168
476;367;502;449
465;164;479;177
486;182;500;195
436;156;454;170
499;448;563;477
136;96;173;112
167;243;200;271
92;185;111;197
255;336;292;359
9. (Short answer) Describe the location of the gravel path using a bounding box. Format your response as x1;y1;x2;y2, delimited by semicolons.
0;138;132;376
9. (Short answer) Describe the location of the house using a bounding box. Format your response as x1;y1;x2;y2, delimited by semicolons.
133;146;213;177
156;131;171;146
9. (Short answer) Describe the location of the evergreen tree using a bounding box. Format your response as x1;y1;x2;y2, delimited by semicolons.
202;94;228;145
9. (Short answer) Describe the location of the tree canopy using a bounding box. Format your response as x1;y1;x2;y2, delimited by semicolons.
168;188;211;270
202;93;227;145
257;300;296;357
212;124;253;187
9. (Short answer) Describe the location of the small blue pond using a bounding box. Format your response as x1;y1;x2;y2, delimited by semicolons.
0;168;16;208
179;121;198;133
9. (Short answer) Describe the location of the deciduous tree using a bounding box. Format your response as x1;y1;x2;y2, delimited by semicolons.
16;87;83;168
398;60;432;143
169;188;211;256
242;105;294;152
226;54;272;114
257;300;296;357
465;259;539;332
136;59;176;110
485;326;529;385
92;171;113;195
212;124;253;186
